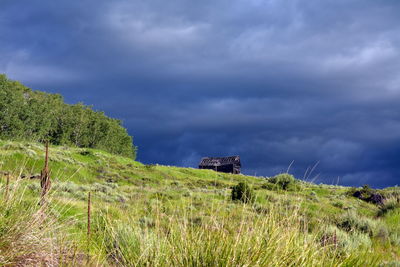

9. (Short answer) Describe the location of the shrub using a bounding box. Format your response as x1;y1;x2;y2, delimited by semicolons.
346;187;358;197
383;186;400;199
349;185;384;205
308;191;319;202
319;225;372;255
269;173;295;189
375;224;390;242
267;173;299;191
377;197;400;217
92;182;113;194
332;201;344;209
231;182;255;203
390;232;400;246
360;185;375;198
337;211;378;236
79;150;93;156
261;182;277;190
54;181;82;193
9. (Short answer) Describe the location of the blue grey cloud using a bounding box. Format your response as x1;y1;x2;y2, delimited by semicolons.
1;0;399;187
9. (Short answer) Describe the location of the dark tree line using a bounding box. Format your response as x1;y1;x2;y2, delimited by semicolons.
0;74;137;158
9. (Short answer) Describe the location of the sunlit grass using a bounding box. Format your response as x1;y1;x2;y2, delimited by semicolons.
0;140;398;266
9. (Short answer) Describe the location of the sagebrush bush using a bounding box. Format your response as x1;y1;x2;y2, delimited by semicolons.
378;197;400;217
390;232;400;246
349;185;384;205
261;182;277;190
231;182;255;203
93;182;113;193
267;173;299;191
332;201;344;209
375;224;390;242
337;211;378;236
319;225;372;255
308;191;319;202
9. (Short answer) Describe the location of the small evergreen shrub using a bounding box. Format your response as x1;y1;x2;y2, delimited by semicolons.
231;182;255;203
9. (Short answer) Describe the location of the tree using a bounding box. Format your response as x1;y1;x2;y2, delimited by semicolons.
0;74;137;159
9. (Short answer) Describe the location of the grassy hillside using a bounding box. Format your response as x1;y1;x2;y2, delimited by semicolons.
0;140;399;266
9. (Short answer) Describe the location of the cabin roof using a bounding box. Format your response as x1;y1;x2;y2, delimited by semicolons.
199;156;241;167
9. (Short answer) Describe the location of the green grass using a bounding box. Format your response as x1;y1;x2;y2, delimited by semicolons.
0;140;399;266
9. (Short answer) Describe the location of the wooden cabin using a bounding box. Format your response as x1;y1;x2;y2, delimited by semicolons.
198;156;241;174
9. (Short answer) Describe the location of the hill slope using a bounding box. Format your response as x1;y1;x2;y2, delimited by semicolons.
0;140;399;266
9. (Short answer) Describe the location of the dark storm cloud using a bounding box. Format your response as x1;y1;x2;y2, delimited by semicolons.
1;0;399;187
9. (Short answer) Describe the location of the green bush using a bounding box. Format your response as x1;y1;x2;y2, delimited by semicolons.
319;225;371;254
390;232;400;246
348;185;384;205
261;182;277;190
360;185;375;198
382;186;400;199
346;187;358;197
378;197;400;217
337;211;378;236
332;201;344;209
307;191;319;202
375;224;390;242
231;182;255;203
267;173;299;191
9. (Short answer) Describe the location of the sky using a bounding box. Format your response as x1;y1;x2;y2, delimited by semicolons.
1;0;399;188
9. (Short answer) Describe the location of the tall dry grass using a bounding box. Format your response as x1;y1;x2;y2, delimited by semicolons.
0;171;82;266
94;201;381;267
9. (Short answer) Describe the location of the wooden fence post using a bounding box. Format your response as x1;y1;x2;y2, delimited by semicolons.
4;173;10;202
40;141;51;206
87;191;91;262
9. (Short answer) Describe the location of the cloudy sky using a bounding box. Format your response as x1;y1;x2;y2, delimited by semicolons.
1;0;399;187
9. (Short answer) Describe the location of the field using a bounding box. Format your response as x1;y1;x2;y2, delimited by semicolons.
0;140;399;266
